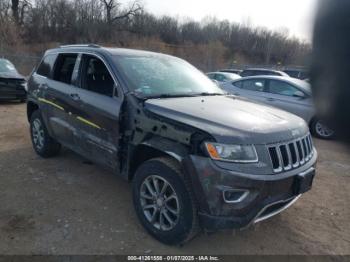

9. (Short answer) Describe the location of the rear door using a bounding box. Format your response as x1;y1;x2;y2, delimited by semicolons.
73;53;122;170
43;53;81;147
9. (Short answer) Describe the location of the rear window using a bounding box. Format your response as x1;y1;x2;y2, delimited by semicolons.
53;54;78;84
241;79;266;92
36;54;57;78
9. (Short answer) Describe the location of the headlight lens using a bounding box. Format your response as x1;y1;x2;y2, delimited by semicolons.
205;142;258;163
21;82;28;92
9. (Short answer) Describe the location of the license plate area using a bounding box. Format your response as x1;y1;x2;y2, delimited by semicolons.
293;168;315;194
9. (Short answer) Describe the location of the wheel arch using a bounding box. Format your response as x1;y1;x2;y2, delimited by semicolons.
128;137;189;181
27;100;39;122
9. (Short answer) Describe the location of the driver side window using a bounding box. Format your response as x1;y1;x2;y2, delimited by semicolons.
81;55;116;97
268;80;299;97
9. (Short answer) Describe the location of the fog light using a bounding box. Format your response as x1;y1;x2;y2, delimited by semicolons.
223;189;249;203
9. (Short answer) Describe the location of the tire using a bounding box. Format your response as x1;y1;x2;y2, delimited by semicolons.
30;110;61;157
132;157;199;245
310;118;335;139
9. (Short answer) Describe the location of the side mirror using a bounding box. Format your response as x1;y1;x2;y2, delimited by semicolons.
293;90;306;98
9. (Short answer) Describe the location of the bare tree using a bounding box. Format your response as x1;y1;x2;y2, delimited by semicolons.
11;0;30;25
100;0;142;25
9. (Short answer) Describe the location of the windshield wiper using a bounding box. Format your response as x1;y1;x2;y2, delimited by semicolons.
194;92;226;96
132;92;226;100
143;93;200;99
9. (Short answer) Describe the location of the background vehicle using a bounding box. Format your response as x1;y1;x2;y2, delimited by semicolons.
283;68;309;80
27;45;317;245
221;75;334;139
0;58;27;102
240;68;290;77
206;71;241;82
219;69;242;75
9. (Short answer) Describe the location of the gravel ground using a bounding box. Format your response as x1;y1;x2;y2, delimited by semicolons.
0;102;349;255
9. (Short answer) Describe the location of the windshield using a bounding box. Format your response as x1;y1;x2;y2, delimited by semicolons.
113;55;224;98
0;59;18;73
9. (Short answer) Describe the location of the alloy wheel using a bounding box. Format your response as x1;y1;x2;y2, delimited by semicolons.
315;120;334;138
32;118;45;150
140;175;180;231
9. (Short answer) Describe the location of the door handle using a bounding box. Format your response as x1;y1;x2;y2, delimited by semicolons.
266;97;275;101
70;93;81;101
233;93;240;96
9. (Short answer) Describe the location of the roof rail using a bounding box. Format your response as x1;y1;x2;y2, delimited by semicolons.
59;44;101;48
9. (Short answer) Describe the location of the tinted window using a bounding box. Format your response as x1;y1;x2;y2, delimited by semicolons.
268;80;300;96
36;54;57;77
240;70;253;77
284;70;299;78
215;74;227;82
81;55;115;97
206;73;215;79
241;79;266;92
232;81;243;88
53;54;78;84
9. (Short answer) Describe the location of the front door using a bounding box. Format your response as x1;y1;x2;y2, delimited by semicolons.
74;54;123;170
265;79;313;119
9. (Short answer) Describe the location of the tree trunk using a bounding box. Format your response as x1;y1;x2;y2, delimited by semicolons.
11;0;19;24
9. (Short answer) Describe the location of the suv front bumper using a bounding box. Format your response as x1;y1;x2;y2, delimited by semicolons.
183;150;317;230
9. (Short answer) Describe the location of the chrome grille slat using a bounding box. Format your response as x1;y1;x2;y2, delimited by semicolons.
268;134;314;173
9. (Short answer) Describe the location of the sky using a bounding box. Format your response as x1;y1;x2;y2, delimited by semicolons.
124;0;319;42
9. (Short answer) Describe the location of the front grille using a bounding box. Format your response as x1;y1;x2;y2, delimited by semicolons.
0;78;25;89
268;134;314;173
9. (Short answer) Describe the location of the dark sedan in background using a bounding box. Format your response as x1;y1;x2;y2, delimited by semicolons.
0;58;27;102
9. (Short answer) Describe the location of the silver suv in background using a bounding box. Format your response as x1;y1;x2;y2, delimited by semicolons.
221;76;334;139
206;71;241;82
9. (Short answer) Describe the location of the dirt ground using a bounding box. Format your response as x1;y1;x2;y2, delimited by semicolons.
0;102;349;255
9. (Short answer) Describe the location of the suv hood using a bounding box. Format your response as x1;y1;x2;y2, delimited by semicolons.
0;71;25;80
145;95;309;144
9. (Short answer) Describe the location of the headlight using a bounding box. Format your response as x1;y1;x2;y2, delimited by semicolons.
21;82;28;92
204;142;258;163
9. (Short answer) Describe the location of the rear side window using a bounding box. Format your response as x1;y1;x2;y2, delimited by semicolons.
241;79;266;92
53;54;78;84
36;54;57;78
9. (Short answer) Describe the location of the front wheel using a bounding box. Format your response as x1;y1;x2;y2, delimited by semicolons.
310;118;335;139
132;157;199;245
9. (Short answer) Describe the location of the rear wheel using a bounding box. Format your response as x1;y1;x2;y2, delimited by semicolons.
132;157;199;245
30;110;61;157
310;118;335;139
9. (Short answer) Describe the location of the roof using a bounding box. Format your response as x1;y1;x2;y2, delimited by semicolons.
243;68;282;72
46;44;173;58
